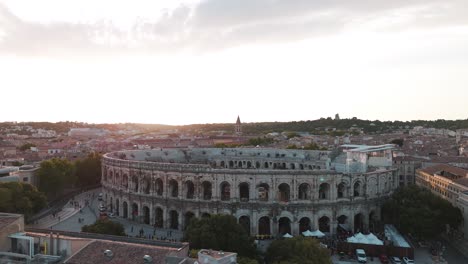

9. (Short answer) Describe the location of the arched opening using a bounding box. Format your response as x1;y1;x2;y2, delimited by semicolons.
369;211;377;232
143;178;151;194
132;176;139;193
319;183;330;200
143;206;150;224
255;161;260;168
290;163;295;169
299;217;311;233
220;182;231;201
122;201;128;219
298;183;310;200
229;161;234;168
258;216;271;235
169;179;178;198
184;212;195;230
202;181;212;200
247;161;252;168
354;181;361;197
264;162;269;169
300;164;304;170
337;182;347;198
278;217;291;235
239;182;249;202
185;181;195;199
337;215;349;234
115;199;120;216
258;183;269;202
170;210;179;229
155;178;163;196
220;161;225;168
155;207;163;228
354;213;364;233
278;183;290;202
319;216;330;233
122;174;128;189
239;216;250;236
132;203;138;221
201;212;211;218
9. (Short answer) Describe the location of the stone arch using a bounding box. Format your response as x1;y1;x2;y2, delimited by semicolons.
354;213;364;233
155;178;163;196
220;181;231;201
278;217;292;235
220;161;225;168
337;182;347;198
229;161;234;168
239;182;249;202
122;174;128;189
185;180;195;199
278;183;290;202
155;207;163;228
255;161;260;168
298;183;310;200
319;183;330;200
202;181;212;200
169;210;179;229
258;216;271;235
143;206;150;224
132;175;139;192
169;179;178;198
143;178;151;194
299;217;311;233
247;161;252;168
257;183;269;202
264;162;269;169
353;181;362;197
184;211;195;230
122;201;128;219
319;216;330;233
132;203;138;221
290;163;295;169
239;216;250;236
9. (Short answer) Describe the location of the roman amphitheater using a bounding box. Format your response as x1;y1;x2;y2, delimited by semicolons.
101;145;398;237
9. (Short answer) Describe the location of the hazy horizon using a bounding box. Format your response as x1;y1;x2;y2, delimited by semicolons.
1;0;467;125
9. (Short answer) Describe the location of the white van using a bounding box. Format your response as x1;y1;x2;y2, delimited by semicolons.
356;249;367;263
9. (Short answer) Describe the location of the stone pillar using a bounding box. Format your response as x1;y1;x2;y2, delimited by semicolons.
163;209;168;229
330;220;337;236
178;211;183;231
252;211;258;236
292;219;299;236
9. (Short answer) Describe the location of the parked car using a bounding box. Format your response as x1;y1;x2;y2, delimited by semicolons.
108;213;115;218
98;193;103;201
390;256;402;264
402;257;414;264
379;254;389;264
356;249;367;263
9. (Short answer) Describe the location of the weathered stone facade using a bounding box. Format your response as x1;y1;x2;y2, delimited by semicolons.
101;148;398;237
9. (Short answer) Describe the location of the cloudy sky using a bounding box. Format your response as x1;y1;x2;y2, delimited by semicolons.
1;0;467;125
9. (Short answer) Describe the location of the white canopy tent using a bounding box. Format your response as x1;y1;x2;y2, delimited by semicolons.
302;230;314;237
283;233;293;238
347;232;384;245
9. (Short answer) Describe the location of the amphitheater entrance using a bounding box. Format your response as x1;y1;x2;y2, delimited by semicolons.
155;178;163;196
184;212;195;230
185;181;194;199
258;183;269;202
278;183;290;202
258;216;271;235
115;199;120;216
143;206;150;224
122;202;128;219
155;207;163;228
354;213;364;233
170;210;179;229
169;180;178;198
278;217;291;236
239;216;250;236
202;181;212;200
319;216;330;233
220;182;231;201
319;183;330;200
239;182;249;202
298;183;310;200
299;217;311;233
132;203;139;221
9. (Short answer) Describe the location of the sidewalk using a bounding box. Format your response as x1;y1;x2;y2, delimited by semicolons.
110;217;184;241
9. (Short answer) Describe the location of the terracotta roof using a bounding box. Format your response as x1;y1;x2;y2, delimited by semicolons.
65;240;186;264
454;178;468;188
419;164;468;178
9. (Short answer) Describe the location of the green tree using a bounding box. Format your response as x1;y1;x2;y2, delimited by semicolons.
82;219;126;236
184;214;257;258
266;237;332;264
38;158;75;199
0;182;47;220
74;152;102;187
382;185;462;239
390;138;404;147
19;143;36;151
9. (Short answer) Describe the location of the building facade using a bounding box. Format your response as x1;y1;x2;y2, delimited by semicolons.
101;146;398;237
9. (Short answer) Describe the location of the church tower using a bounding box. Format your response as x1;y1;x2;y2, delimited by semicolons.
235;116;242;135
